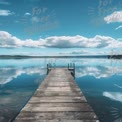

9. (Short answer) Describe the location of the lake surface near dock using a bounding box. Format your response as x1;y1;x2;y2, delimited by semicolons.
0;58;122;122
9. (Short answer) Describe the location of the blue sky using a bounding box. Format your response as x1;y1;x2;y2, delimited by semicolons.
0;0;122;55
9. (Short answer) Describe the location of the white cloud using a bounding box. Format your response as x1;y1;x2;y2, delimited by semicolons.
42;35;119;48
0;31;122;48
104;11;122;24
0;31;23;47
24;12;31;16
115;25;122;30
0;10;14;16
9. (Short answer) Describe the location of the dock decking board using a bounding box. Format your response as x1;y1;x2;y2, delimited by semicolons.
14;68;99;122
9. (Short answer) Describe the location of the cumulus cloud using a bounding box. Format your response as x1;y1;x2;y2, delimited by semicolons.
0;9;14;16
104;11;122;24
0;31;122;48
115;25;122;30
0;31;23;47
41;35;122;48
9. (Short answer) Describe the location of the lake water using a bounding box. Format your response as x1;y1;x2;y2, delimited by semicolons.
0;58;122;122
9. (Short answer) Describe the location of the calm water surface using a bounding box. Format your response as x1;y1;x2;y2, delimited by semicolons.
0;58;122;122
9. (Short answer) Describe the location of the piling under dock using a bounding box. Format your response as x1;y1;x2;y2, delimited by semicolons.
14;68;99;122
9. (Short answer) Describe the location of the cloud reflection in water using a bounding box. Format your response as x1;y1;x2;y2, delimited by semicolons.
0;67;46;85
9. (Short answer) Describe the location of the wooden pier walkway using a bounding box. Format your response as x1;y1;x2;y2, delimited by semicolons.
14;68;99;122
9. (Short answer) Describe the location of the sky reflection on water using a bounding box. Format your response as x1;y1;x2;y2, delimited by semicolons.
75;59;122;122
0;59;46;122
0;58;122;122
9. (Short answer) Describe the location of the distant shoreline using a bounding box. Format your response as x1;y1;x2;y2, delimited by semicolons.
0;55;121;59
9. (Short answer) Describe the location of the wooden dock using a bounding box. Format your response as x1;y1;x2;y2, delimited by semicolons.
14;67;99;122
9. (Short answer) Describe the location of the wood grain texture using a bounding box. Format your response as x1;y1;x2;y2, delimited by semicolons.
14;68;99;122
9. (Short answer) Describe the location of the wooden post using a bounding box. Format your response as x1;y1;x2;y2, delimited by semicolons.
73;63;75;78
47;64;49;75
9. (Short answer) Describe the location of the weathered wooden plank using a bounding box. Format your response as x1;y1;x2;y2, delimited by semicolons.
22;107;93;112
28;96;87;103
16;111;98;120
23;103;93;112
34;91;82;97
23;103;93;109
47;82;72;86
15;119;99;122
14;68;99;122
37;87;82;93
